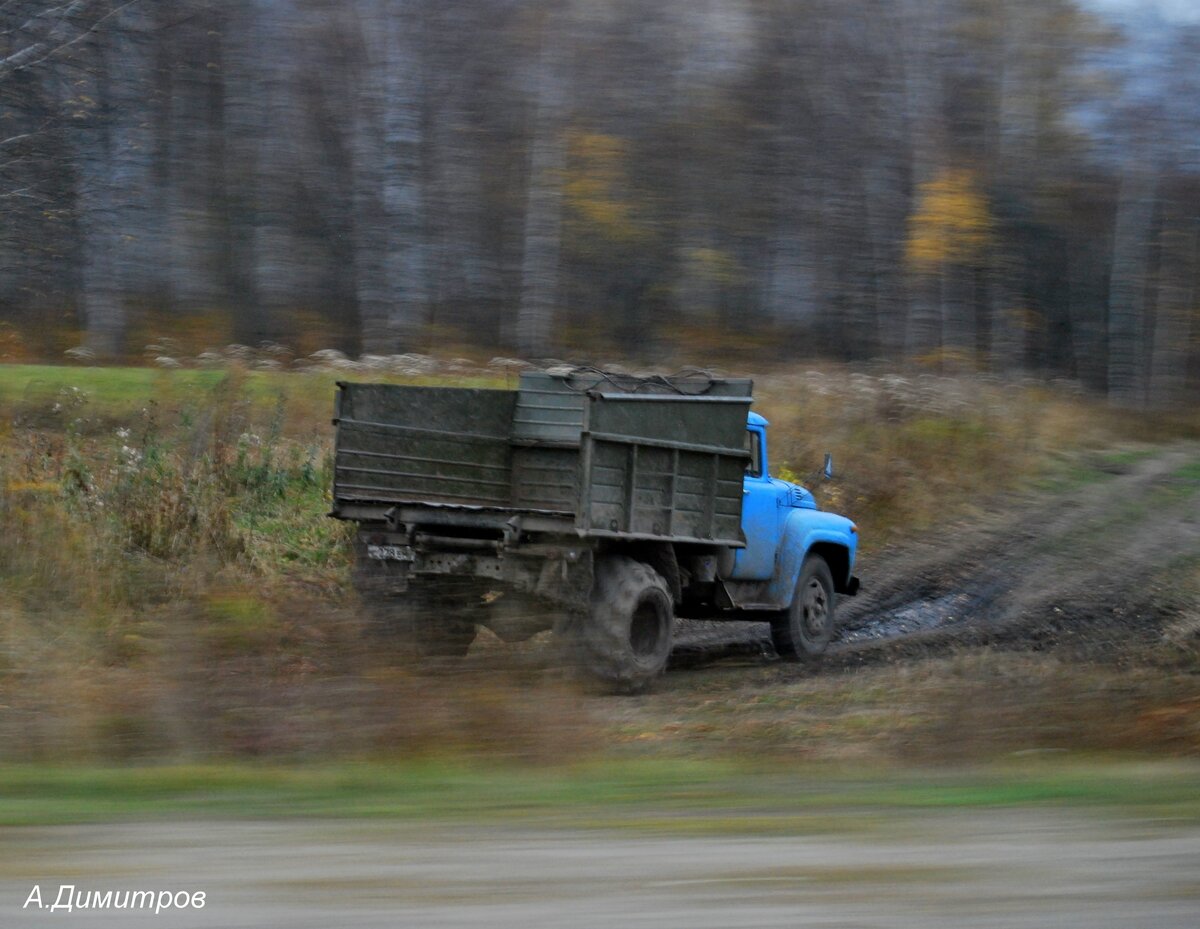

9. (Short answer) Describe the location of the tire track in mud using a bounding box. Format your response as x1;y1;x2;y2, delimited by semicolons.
670;442;1200;671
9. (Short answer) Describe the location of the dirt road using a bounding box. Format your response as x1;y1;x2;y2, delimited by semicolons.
6;812;1200;928
673;441;1200;667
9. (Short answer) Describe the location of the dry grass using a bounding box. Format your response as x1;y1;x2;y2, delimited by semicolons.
0;364;593;763
608;648;1200;765
754;367;1200;546
0;360;1196;764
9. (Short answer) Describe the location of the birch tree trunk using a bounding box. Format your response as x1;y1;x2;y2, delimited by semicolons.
78;4;153;357
899;0;945;363
906;271;943;362
1149;216;1195;405
517;10;568;359
353;0;428;354
250;0;307;334
1107;168;1157;404
986;254;1023;374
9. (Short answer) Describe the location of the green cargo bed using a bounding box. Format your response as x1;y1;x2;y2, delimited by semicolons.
332;371;752;546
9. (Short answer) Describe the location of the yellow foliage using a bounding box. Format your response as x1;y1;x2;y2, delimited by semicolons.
0;322;32;362
286;309;342;358
127;308;236;356
1007;305;1045;333
5;481;61;494
0;319;82;362
563;130;645;244
906;168;994;271
684;247;741;286
910;347;979;372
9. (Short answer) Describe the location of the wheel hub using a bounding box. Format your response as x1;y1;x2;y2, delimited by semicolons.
802;578;828;637
629;598;665;657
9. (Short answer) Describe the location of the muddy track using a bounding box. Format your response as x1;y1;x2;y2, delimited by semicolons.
670;442;1200;671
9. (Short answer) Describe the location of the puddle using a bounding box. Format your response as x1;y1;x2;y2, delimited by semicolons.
837;591;982;644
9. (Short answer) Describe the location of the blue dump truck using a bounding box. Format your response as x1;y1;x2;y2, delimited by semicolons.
332;369;859;690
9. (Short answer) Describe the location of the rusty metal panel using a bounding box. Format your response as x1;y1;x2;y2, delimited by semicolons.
511;445;579;512
580;393;750;545
512;370;754;446
585;394;751;449
334;374;752;544
512;372;587;446
333;383;517;509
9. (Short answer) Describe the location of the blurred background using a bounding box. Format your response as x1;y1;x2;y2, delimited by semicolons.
1;5;1199;924
0;0;1197;761
0;0;1196;406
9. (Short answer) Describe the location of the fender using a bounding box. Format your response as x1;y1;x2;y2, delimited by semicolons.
766;508;858;608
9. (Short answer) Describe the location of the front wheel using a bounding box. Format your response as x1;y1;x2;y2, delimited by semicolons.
771;555;835;660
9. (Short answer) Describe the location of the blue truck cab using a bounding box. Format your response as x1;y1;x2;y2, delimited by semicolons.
704;411;859;659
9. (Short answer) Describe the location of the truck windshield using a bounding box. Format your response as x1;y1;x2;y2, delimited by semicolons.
745;429;762;478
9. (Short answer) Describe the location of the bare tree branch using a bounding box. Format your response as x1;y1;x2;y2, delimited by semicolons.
0;0;140;80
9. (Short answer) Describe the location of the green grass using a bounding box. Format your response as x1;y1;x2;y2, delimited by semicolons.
1173;459;1200;482
1032;446;1158;493
0;363;231;413
1;759;1198;829
1099;447;1159;468
0;362;507;424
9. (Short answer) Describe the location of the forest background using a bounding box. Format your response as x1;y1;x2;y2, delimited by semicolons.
0;0;1197;406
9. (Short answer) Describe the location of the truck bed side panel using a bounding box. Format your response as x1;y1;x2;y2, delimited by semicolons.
511;446;580;512
334;377;753;546
580;395;750;546
334;384;517;509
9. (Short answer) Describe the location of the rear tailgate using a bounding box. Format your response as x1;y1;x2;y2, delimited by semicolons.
332;383;517;513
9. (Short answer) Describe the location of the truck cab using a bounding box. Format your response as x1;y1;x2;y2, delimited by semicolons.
736;414;858;589
718;411;859;658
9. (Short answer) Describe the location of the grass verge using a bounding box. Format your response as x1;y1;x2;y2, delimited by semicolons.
1;759;1199;830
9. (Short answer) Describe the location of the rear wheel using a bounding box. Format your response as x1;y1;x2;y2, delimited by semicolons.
578;556;675;692
771;555;835;660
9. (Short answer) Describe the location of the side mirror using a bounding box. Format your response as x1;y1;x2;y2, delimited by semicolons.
823;453;834;480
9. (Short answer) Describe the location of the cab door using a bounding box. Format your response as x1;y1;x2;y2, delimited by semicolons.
731;424;786;580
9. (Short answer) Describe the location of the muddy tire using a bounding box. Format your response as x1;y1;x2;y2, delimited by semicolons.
772;555;835;660
577;556;675;692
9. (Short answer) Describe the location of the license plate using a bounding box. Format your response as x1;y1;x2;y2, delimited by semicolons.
366;544;415;562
